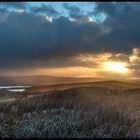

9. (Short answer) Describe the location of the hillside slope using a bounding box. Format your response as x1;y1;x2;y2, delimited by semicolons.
0;76;103;86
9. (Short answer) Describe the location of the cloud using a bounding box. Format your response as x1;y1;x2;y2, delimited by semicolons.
30;3;59;17
0;2;140;77
63;3;81;16
128;48;140;71
91;2;140;54
108;53;130;62
94;2;116;17
0;2;26;9
0;10;8;23
0;10;102;70
63;3;92;24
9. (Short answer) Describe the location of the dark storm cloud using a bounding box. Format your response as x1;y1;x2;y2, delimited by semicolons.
0;7;9;23
63;3;81;16
92;2;140;54
0;10;102;69
0;2;26;9
94;2;133;17
94;2;116;17
63;4;90;23
0;7;8;12
0;2;140;71
30;3;59;17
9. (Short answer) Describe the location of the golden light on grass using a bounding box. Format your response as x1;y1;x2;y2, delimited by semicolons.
102;61;129;73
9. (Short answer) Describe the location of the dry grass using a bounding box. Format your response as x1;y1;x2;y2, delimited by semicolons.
0;86;140;138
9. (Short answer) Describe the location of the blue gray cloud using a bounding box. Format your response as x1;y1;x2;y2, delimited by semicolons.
0;2;140;73
0;2;26;9
30;3;59;17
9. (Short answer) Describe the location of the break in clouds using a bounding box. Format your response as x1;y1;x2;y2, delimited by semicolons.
0;2;140;78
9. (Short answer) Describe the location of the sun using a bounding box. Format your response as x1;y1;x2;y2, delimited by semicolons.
103;61;129;73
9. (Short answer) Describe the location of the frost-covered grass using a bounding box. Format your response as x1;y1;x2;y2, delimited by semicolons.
0;86;140;138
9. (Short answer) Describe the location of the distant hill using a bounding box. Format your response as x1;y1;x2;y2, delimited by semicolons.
0;75;104;86
27;80;140;93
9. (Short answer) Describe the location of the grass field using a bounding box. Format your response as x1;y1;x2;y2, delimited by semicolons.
0;81;140;138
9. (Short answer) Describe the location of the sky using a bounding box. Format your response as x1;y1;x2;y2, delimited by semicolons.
0;2;140;79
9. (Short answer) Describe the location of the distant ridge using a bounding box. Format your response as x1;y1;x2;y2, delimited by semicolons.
0;75;103;86
27;80;140;93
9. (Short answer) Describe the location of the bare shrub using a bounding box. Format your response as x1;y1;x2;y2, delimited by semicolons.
0;86;140;138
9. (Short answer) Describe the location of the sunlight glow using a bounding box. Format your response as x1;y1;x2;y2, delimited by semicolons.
103;62;129;73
